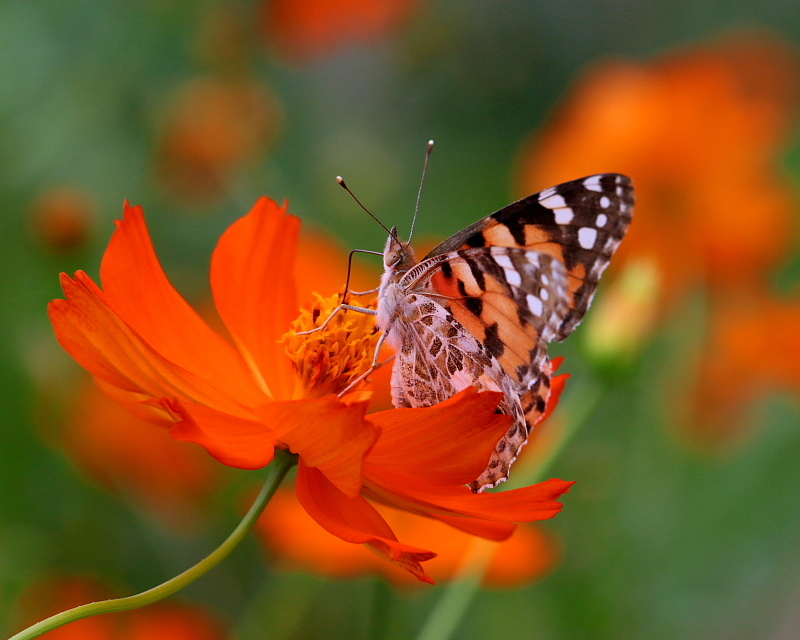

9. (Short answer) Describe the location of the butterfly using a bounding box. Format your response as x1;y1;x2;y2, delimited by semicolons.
375;173;634;492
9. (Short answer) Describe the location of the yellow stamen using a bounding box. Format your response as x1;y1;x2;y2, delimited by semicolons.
282;293;380;398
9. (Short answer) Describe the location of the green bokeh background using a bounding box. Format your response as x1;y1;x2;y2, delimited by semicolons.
2;1;800;639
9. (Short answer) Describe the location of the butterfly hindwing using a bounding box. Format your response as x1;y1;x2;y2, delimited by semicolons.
395;246;571;490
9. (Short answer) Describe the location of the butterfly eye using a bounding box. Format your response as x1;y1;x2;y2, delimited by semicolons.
384;249;402;268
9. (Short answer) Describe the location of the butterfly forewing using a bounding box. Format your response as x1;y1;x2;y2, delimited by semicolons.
423;173;634;340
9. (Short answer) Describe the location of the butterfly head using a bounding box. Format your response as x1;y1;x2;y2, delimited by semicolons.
383;227;416;273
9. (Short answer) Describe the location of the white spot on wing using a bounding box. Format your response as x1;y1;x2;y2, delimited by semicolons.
596;213;608;227
493;253;514;270
504;267;522;287
578;227;598;249
540;194;566;209
554;208;574;224
527;294;543;317
540;288;549;301
541;273;549;286
539;186;556;199
583;176;603;192
600;196;610;208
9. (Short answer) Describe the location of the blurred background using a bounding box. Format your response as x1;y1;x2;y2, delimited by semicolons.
2;1;800;639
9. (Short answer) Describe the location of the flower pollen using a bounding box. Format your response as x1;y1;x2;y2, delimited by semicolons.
282;293;379;398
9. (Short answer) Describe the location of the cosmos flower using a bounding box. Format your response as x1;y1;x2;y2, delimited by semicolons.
49;197;572;582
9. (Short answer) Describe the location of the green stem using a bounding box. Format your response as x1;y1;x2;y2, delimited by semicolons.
414;381;604;640
9;449;298;640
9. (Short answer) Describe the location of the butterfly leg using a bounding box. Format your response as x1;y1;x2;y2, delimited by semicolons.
340;249;382;303
338;354;395;398
347;287;380;295
337;329;395;398
295;304;377;336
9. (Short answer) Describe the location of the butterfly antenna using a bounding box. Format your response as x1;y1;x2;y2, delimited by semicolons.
407;139;434;243
336;176;398;241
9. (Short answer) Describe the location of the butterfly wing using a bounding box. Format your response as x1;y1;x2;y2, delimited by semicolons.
423;173;634;340
397;246;570;490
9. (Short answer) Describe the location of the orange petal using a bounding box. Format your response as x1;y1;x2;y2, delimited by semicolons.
99;202;264;407
256;396;378;497
165;399;277;469
296;462;435;583
256;488;375;578
211;197;300;400
366;388;511;485
540;372;569;425
294;228;378;309
431;513;516;541
366;473;574;523
49;273;258;419
257;489;556;588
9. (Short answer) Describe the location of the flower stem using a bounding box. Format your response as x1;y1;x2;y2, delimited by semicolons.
8;449;298;640
414;381;604;640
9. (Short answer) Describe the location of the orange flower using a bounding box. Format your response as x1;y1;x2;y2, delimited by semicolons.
61;379;225;529
257;487;558;587
519;32;799;308
29;185;96;254
518;32;800;441
262;0;421;63
16;577;225;640
49;198;572;582
157;76;282;203
690;293;800;442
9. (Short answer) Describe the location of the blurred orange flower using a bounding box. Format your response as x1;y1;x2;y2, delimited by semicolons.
63;379;225;529
157;76;281;203
262;0;421;63
520;32;799;308
691;293;800;441
30;186;96;254
519;32;800;440
49;198;573;582
257;486;558;587
17;577;225;640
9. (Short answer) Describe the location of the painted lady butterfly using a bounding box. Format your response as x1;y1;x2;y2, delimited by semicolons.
375;173;634;492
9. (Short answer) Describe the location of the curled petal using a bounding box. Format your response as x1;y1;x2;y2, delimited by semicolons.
539;372;569;425
49;273;256;419
164;399;277;469
296;463;435;583
366;389;511;486
366;472;574;524
211;197;300;400
257;397;379;497
431;513;516;541
99;202;264;407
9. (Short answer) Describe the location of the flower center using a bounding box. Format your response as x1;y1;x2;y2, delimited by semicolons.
282;293;380;398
